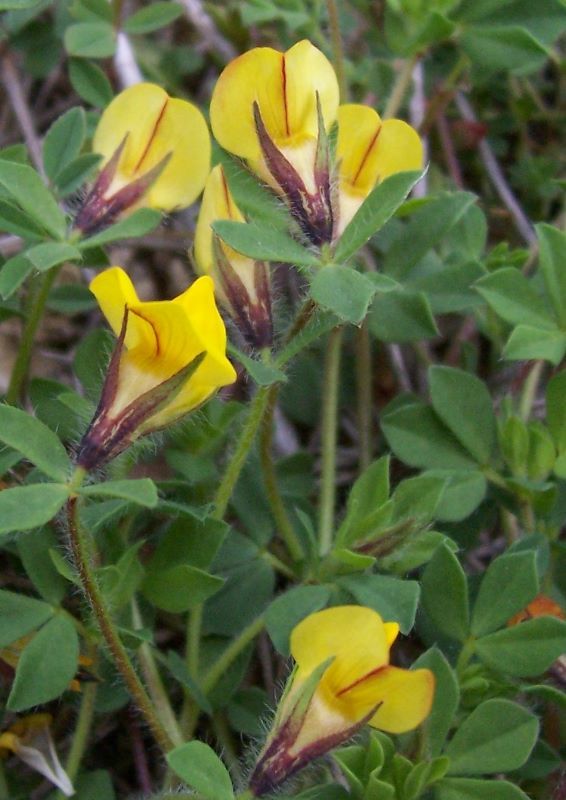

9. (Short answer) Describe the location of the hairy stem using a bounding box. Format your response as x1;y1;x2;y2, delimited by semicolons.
356;321;373;473
67;488;173;753
260;384;304;562
318;327;343;556
6;266;61;405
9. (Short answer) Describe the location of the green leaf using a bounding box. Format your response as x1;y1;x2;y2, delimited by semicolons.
124;1;183;33
42;107;86;182
547;371;566;452
421;543;469;641
475;616;566;677
0;405;71;480
414;648;459;756
266;586;331;655
392;473;447;524
0;160;66;239
310;265;376;324
444;699;539;775
475;268;555;329
0;588;54;647
536;223;566;326
79;478;158;508
26;241;82;271
64;21;116;58
166;650;213;714
337;456;390;544
79;208;161;247
462;26;549;77
381;401;478;471
228;346;287;386
0;253;35;299
143;565;224;613
7;614;79;710
368;288;438;342
334;169;424;263
429;366;496;464
18;527;69;604
384;192;476;280
338;574;419;633
428;469;487;522
54;152;101;197
166;741;234;800
503;324;566;365
216;147;291;230
213;220;320;267
0;0;44;7
471;551;539;636
69;57;114;107
0;198;46;240
436;778;530;800
0;484;70;535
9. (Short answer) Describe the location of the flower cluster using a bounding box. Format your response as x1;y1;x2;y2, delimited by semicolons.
76;39;421;474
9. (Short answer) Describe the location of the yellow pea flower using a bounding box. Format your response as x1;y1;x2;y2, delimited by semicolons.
336;104;424;235
210;40;339;245
209;39;423;247
250;605;434;796
0;714;73;796
194;165;272;348
76;267;236;470
75;83;210;235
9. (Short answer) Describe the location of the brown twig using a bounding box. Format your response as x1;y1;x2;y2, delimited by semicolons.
1;50;44;175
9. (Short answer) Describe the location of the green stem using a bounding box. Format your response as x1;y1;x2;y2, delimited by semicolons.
318;327;343;556
325;0;347;101
202;615;265;695
456;638;476;678
212;713;243;783
383;53;419;120
187;604;203;677
519;360;544;421
236;791;255;800
54;681;97;800
131;599;184;747
0;761;9;800
212;386;271;521
356;321;373;473
67;489;173;754
262;549;296;579
260;385;304;562
6;266;61;405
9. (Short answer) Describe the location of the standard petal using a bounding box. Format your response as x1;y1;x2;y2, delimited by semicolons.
143;97;211;210
338;105;423;196
291;606;389;693
210;40;339;161
210;47;286;160
93;83;210;210
93;83;170;178
194;165;245;277
368;666;435;734
283;40;339;142
89;267;149;351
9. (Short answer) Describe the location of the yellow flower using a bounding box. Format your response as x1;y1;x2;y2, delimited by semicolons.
209;40;423;246
250;605;434;795
336;104;424;235
75;83;210;234
76;267;236;469
210;40;339;245
0;714;73;796
194;165;272;347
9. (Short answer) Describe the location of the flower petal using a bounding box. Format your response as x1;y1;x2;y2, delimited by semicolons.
368;666;435;734
291;606;389;693
337;105;423;196
89;267;147;351
194;165;245;277
93;83;210;210
385;622;400;647
210;40;338;161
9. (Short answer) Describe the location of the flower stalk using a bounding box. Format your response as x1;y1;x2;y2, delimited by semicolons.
66;487;173;754
318;327;343;556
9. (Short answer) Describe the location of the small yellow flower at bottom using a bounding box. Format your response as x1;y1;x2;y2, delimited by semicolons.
0;714;73;796
250;605;434;796
76;267;236;470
